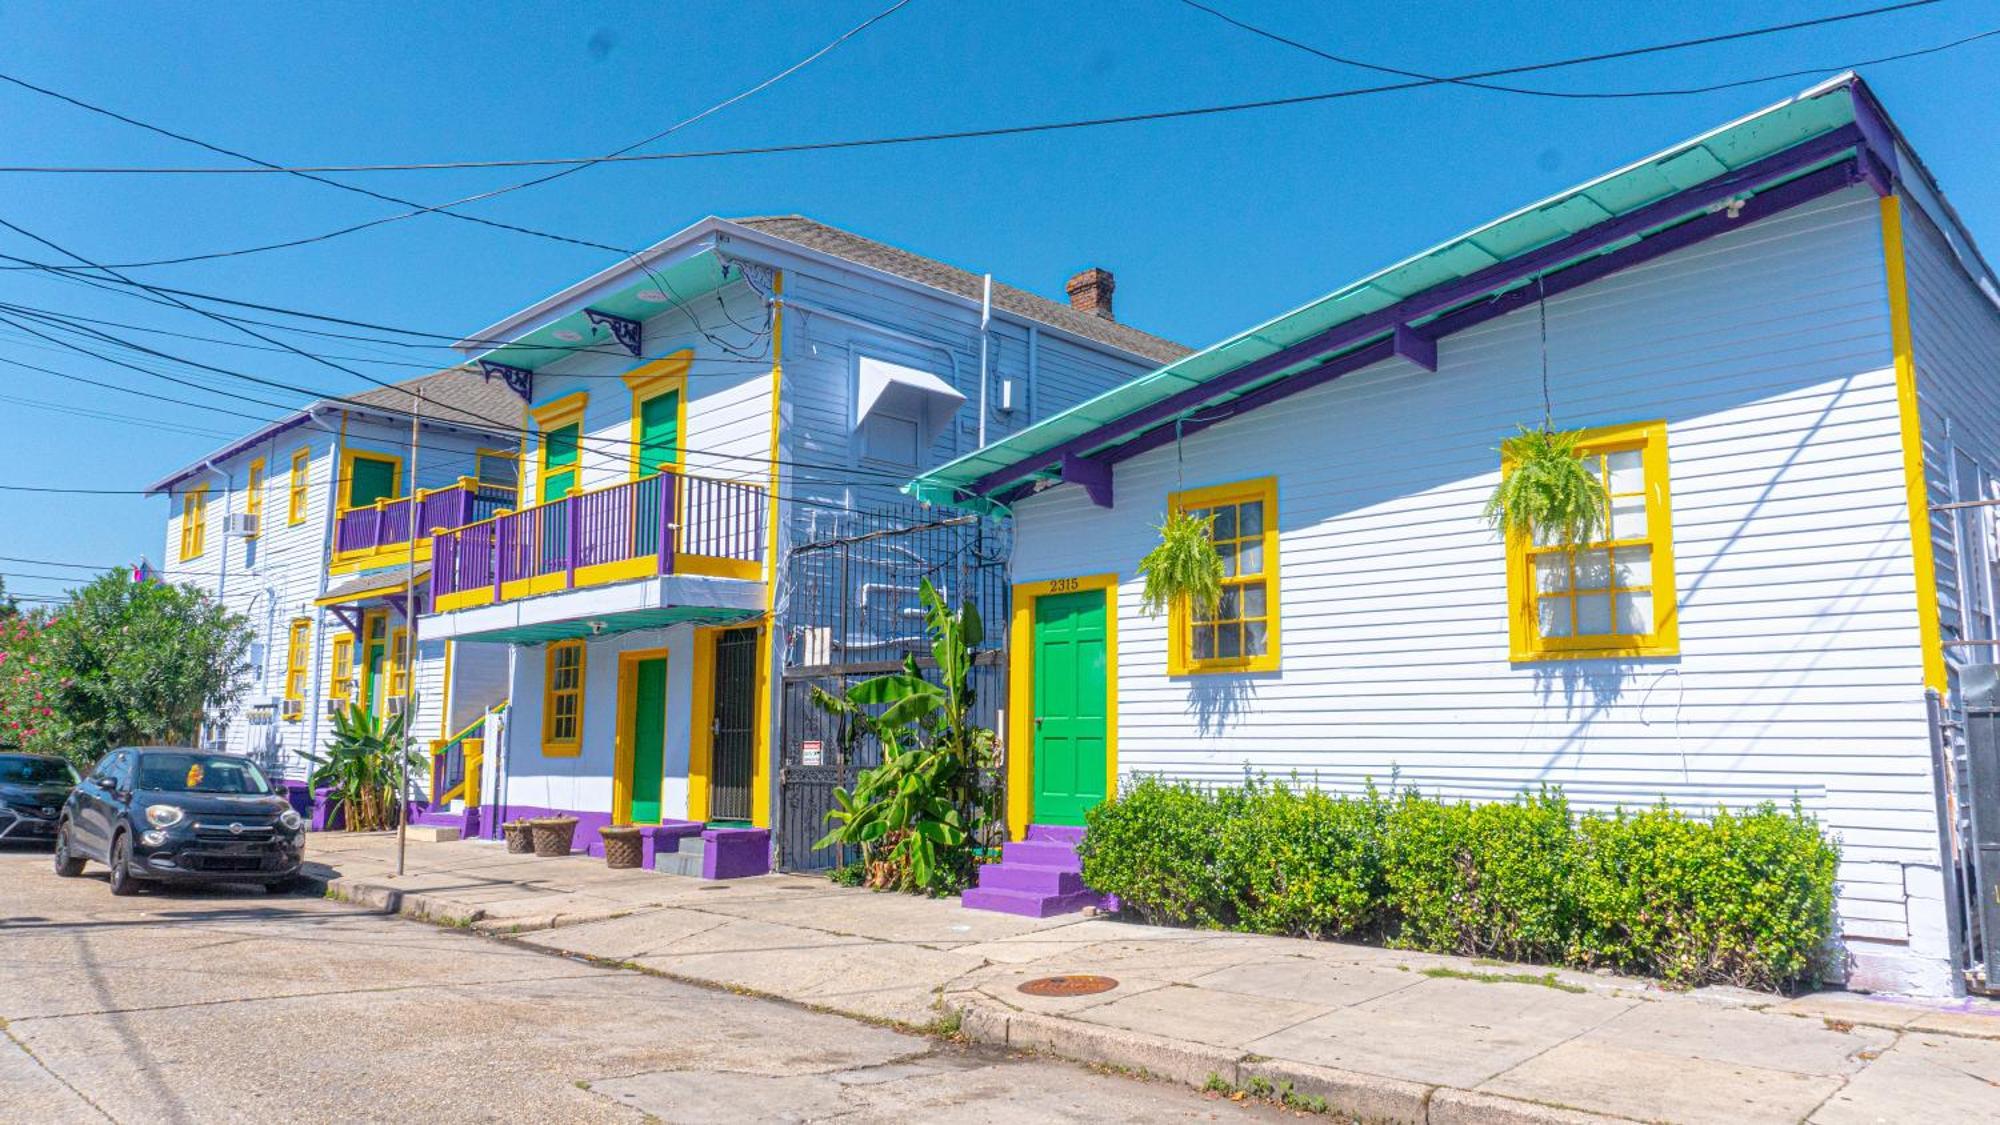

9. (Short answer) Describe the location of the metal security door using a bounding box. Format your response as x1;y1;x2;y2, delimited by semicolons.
709;627;759;822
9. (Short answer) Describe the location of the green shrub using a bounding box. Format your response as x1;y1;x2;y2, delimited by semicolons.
1080;778;1838;992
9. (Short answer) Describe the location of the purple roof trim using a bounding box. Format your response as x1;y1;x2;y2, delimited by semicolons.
966;122;1868;499
145;408;320;496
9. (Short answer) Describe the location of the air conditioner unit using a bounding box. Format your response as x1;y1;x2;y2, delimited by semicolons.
386;697;409;717
224;512;259;538
324;698;349;718
279;699;305;722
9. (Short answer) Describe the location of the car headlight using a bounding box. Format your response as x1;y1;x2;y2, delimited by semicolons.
279;809;304;832
144;804;185;829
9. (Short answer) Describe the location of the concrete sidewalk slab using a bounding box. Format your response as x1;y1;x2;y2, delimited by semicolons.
310;831;2000;1124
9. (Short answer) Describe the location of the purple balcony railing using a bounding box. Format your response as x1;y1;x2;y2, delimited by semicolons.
333;479;515;557
431;469;766;604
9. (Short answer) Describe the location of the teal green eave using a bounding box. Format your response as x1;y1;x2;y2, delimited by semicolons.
450;604;759;646
906;77;1862;510
472;249;733;373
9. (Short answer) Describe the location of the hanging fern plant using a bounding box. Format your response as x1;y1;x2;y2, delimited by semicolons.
1484;426;1608;546
1138;508;1225;618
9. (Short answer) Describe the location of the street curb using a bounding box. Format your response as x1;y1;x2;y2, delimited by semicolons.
324;877;487;928
948;997;1626;1125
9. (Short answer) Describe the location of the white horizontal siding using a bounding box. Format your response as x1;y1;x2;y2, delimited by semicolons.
1012;188;1945;980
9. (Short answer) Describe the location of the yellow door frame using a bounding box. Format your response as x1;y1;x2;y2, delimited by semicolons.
685;622;770;827
1005;573;1120;842
612;647;671;826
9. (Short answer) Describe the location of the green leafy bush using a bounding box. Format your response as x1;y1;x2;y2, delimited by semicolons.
1081;777;1839;991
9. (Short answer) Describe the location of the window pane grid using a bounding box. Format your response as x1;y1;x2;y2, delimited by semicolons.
1523;439;1664;647
546;642;584;745
1187;497;1271;664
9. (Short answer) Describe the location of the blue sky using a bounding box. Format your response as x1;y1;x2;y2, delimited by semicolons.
0;0;1994;606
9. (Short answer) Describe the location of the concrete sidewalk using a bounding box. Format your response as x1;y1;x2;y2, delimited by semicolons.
305;831;2000;1124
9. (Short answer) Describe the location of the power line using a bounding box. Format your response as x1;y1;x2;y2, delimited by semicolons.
0;2;1940;176
0;0;918;268
1176;0;1995;100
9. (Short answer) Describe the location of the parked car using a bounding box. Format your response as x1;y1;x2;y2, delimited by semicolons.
0;752;78;844
54;747;306;895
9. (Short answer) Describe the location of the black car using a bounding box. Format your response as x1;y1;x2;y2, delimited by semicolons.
0;752;78;843
54;748;306;895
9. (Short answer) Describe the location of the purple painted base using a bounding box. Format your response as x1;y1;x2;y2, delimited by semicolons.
278;780;313;820
310;787;344;832
963;824;1106;918
702;827;771;879
582;821;703;869
413;806;483;837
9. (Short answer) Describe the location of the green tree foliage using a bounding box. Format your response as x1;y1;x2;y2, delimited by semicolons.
814;578;1000;894
26;570;253;766
302;703;422;831
1081;777;1839;991
1484;426;1610;547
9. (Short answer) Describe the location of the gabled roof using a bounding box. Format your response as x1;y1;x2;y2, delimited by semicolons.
730;215;1192;364
909;74;1984;513
457;215;1190;373
146;366;518;495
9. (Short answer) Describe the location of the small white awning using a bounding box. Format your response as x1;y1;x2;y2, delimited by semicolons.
856;356;965;434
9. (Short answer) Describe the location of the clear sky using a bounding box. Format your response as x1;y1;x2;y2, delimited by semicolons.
0;0;1994;607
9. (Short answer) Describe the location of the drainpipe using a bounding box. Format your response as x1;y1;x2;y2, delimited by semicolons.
1026;324;1039;429
977;274;992;448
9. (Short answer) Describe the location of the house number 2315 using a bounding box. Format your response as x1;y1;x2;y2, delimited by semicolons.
1045;577;1080;594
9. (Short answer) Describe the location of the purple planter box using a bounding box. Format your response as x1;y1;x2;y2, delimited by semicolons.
702;827;772;880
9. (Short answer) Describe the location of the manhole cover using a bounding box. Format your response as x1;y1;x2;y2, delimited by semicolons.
1018;974;1119;997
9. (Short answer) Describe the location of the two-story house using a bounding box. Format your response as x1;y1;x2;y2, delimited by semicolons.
147;367;521;808
418;215;1186;873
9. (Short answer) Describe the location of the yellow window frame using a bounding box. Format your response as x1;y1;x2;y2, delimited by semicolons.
328;634;355;703
339;448;404;512
287;447;311;525
532;392;589;501
283;619;312;712
244;459;265;537
1504;419;1679;662
179;485;210;561
623;350;692;480
386;627;411;704
1167;476;1281;676
541;638;587;756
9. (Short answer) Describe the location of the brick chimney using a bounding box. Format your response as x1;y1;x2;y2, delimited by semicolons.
1065;267;1116;321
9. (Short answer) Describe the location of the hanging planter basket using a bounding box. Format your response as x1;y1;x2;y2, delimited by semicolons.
1484;426;1609;546
1137;508;1225;618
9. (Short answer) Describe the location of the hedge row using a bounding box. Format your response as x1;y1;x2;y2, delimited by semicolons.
1075;778;1839;991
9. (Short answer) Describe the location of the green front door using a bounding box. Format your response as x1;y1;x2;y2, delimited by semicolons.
348;457;399;509
637;391;681;477
1031;590;1109;826
629;657;668;825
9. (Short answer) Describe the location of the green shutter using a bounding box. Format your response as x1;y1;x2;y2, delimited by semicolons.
347;457;398;508
638;391;681;477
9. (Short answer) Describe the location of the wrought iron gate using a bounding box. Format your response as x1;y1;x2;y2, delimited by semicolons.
1942;671;2000;995
774;504;1011;871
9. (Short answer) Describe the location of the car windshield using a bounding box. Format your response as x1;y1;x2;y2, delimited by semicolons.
0;756;78;786
134;753;272;795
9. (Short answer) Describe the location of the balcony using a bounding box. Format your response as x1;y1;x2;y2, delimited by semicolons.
430;469;766;614
331;478;516;572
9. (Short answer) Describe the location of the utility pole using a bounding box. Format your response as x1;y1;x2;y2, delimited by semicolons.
396;389;421;877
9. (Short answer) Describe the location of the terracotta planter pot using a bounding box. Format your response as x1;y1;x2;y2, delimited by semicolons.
501;820;534;854
599;825;643;869
529;817;579;857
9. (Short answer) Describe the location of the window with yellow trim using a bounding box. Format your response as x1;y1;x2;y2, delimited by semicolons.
1505;420;1679;661
244;459;265;537
179;486;210;561
287;448;311;525
328;634;355;703
282;619;312;714
542;639;586;754
1168;477;1280;675
387;627;411;703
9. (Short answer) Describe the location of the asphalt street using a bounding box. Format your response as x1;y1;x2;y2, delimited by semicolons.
0;845;1289;1124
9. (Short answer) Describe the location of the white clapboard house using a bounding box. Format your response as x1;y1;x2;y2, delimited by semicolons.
912;76;1999;997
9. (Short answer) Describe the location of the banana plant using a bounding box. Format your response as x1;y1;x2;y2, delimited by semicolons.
814;578;999;893
299;703;422;832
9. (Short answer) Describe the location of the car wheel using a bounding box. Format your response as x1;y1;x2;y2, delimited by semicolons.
106;832;139;897
51;822;85;877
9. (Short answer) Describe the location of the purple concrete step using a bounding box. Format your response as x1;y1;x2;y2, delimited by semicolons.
976;861;1084;896
1000;840;1081;870
1024;824;1086;845
961;886;1100;918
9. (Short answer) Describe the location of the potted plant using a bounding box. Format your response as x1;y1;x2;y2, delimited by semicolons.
528;815;579;856
1484;426;1608;545
1136;508;1224;618
300;704;421;832
599;824;643;869
501;820;534;854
